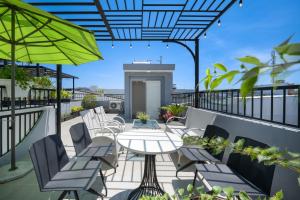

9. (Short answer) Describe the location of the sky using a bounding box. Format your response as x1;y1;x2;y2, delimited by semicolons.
46;0;300;90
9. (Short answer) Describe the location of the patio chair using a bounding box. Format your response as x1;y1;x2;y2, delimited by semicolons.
176;125;229;176
166;107;216;138
29;134;106;200
70;122;117;176
80;109;121;165
193;136;275;198
94;106;125;131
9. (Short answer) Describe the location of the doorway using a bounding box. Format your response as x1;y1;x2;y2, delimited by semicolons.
132;81;146;118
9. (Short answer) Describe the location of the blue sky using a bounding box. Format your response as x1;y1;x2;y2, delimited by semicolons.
47;0;300;90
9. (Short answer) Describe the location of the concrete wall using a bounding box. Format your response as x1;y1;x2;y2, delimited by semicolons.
0;106;56;166
124;72;173;118
185;107;300;199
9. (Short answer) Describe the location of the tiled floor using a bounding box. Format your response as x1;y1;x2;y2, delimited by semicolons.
0;114;196;200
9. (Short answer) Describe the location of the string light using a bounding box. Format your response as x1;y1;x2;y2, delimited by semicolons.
239;0;243;7
147;41;150;48
204;32;207;38
166;43;169;48
130;42;132;48
217;19;221;27
111;41;114;48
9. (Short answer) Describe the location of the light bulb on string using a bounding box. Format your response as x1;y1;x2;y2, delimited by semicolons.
166;43;169;48
147;41;150;48
130;42;132;48
204;32;207;39
218;19;221;27
112;41;114;48
239;0;243;7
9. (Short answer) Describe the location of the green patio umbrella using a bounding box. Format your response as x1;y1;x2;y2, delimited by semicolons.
0;0;103;170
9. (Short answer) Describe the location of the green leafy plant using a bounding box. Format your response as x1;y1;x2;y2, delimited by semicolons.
81;94;97;109
183;136;300;186
61;90;71;99
71;106;84;113
141;184;283;200
161;104;187;117
136;112;150;123
201;37;300;98
32;76;53;89
0;65;32;90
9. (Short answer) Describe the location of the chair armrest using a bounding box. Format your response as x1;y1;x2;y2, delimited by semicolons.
166;116;186;124
113;116;125;125
181;127;205;138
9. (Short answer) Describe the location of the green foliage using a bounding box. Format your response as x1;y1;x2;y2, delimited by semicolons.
136;112;150;122
0;65;32;90
81;94;97;109
141;184;283;200
161;104;187;117
183;136;300;184
201;36;300;98
61;90;71;99
71;106;83;113
32;76;53;89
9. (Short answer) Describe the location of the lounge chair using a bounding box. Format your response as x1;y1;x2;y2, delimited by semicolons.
176;125;229;176
80;109;121;165
29;134;106;200
193;136;275;198
70;122;117;177
94;106;125;131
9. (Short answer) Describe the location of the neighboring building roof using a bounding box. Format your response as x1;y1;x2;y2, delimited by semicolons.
123;63;175;71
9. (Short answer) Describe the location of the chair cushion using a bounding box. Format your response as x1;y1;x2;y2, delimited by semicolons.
44;158;101;191
167;125;204;137
195;163;266;198
180;147;220;163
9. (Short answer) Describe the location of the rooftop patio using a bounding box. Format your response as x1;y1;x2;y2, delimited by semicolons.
0;0;300;200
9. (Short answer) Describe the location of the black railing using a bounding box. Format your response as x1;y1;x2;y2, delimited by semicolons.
0;110;43;157
0;87;56;111
103;94;124;101
172;85;300;128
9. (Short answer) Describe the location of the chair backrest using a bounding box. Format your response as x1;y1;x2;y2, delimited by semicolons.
203;125;230;160
70;122;92;155
94;106;109;122
81;109;102;137
29;135;69;191
227;136;275;195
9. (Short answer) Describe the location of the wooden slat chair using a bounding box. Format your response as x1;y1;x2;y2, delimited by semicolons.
193;136;275;198
176;125;229;176
70;122;117;177
29;135;105;200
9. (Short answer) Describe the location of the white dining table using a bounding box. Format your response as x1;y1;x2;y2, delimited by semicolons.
117;129;183;200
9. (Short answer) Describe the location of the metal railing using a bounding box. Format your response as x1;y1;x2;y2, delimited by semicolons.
103;94;124;101
172;85;300;128
0;110;43;157
0;87;56;111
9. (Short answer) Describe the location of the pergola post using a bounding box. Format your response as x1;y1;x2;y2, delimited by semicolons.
72;77;75;99
56;64;62;137
195;39;199;108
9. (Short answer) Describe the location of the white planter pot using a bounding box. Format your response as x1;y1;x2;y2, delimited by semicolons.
0;79;29;99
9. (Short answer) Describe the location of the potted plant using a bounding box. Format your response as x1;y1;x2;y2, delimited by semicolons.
71;106;84;116
61;90;71;102
136;112;150;124
161;104;187;122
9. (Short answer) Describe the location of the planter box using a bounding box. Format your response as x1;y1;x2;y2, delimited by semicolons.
61;98;71;103
0;79;29;99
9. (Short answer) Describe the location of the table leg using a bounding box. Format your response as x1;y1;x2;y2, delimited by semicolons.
127;155;165;200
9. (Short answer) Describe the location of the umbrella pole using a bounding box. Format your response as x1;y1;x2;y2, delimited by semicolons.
10;8;17;171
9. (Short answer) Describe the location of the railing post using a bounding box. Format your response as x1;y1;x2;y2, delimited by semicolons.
194;39;199;108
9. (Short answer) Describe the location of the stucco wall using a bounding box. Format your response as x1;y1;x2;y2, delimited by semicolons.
124;72;173;118
185;107;300;199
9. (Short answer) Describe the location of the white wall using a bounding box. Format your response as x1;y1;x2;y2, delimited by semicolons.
0;106;56;165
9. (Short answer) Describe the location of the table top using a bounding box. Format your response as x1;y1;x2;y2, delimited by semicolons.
117;129;183;155
133;119;160;129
